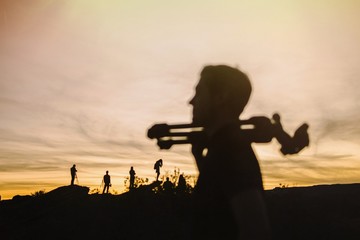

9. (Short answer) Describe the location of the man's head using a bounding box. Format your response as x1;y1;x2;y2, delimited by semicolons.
106;171;109;174
190;65;252;125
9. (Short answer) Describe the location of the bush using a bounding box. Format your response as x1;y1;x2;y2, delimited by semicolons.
31;190;46;197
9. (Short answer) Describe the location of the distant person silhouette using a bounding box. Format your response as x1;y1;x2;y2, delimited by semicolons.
177;174;187;194
189;65;271;239
129;166;136;189
163;177;174;194
102;171;111;194
70;164;77;185
154;159;163;181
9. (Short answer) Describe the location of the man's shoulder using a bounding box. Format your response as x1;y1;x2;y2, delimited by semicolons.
213;125;246;143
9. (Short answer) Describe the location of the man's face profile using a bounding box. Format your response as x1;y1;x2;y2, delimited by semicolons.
189;77;213;125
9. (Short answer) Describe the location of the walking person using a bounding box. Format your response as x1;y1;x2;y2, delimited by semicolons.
189;65;271;239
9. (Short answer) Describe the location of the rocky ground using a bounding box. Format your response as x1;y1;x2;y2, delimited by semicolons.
1;183;360;240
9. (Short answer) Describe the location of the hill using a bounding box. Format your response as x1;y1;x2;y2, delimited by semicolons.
1;183;360;240
266;183;360;240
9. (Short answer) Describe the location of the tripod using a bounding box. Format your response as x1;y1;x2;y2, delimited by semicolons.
75;174;79;185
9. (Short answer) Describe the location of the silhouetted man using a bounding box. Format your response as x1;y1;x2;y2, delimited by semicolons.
163;177;174;194
129;166;136;189
189;65;271;240
70;164;77;185
154;159;163;181
102;171;111;194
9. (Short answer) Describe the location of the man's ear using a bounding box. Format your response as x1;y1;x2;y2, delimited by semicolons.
213;92;229;108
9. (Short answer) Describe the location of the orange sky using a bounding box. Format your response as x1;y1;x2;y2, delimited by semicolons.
1;0;360;199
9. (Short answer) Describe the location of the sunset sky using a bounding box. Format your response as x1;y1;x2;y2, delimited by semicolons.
1;0;360;199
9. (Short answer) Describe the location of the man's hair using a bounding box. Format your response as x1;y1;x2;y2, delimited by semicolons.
200;65;252;117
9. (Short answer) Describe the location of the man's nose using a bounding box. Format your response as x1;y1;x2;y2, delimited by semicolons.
189;95;195;105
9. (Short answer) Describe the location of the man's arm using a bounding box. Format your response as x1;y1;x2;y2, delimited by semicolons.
191;143;206;172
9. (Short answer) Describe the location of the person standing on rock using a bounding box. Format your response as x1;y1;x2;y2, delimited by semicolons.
70;164;77;185
129;166;136;189
102;170;111;194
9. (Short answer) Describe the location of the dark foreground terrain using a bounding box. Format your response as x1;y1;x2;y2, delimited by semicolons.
1;183;360;240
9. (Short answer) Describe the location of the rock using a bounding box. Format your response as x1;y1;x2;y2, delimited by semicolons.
44;185;89;201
